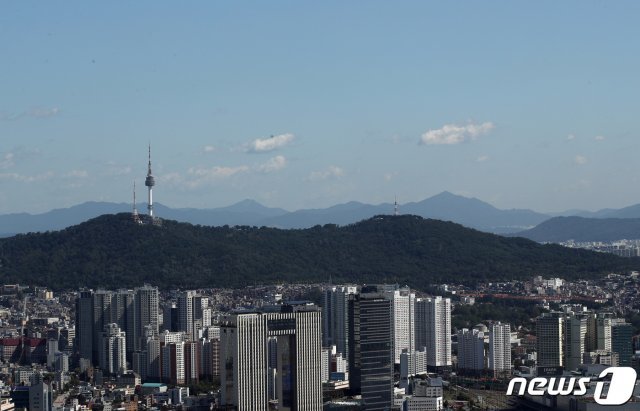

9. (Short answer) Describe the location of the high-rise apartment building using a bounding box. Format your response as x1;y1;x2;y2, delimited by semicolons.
112;289;136;360
76;286;159;367
457;329;484;372
383;285;415;364
322;285;358;361
415;297;451;368
597;317;612;352
99;323;127;375
135;285;159;350
488;322;511;375
162;341;185;385
92;290;113;365
177;291;196;340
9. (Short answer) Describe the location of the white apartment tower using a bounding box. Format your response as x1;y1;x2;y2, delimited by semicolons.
384;286;415;364
177;291;196;340
161;341;185;385
99;323;127;375
596;317;612;351
415;297;451;368
488;322;511;375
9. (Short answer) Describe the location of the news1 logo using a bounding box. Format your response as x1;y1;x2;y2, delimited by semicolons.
506;367;637;406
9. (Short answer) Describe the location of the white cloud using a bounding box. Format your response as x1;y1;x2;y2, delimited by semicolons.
257;155;287;173
574;155;588;165
64;170;89;178
189;165;249;179
245;133;295;152
476;155;489;162
594;135;605;141
420;122;494;145
28;107;60;118
567;134;576;140
383;172;397;182
159;172;183;184
186;165;249;188
0;171;54;182
0;107;60;121
0;153;14;169
308;165;345;181
104;163;132;176
203;145;216;153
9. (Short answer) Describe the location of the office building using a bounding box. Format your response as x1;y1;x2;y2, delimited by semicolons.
28;382;51;411
563;315;586;371
611;320;633;367
220;302;322;410
348;286;393;411
536;313;564;368
75;290;94;362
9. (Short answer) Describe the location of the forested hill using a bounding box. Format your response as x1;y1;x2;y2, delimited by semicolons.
0;214;635;290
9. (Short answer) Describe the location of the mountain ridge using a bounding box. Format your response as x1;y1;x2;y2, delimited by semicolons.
0;213;635;290
513;216;640;243
0;192;549;236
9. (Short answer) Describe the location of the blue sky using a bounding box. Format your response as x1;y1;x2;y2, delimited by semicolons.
2;1;640;213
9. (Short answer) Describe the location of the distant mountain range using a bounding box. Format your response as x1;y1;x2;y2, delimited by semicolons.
4;192;640;240
547;205;640;219
0;214;634;290
0;192;551;237
513;217;640;243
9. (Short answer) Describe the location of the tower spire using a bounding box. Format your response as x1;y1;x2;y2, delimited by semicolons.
394;195;399;216
144;144;156;217
132;180;141;224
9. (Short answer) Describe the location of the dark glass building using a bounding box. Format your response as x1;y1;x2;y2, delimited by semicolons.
348;286;393;411
612;321;633;367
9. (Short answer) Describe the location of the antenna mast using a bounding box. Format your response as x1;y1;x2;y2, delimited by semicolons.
394;195;399;216
132;181;141;224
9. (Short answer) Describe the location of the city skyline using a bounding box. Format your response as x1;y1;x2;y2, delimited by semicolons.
3;2;640;215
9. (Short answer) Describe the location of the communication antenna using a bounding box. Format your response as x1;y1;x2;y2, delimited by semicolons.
132;181;141;224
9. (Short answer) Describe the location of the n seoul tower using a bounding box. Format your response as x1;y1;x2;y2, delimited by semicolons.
144;145;155;217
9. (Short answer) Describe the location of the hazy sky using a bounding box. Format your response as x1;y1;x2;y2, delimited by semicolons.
2;2;640;214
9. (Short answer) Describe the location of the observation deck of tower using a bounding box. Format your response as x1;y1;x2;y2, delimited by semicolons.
133;145;161;226
145;145;155;217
